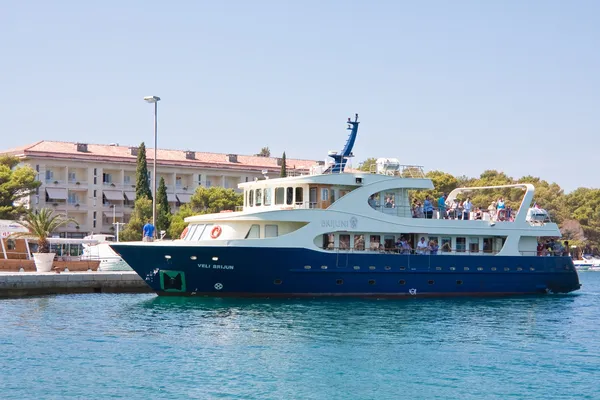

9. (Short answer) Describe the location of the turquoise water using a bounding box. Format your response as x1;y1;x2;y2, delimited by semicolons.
1;274;599;400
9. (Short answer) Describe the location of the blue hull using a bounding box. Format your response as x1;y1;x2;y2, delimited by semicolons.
110;244;581;297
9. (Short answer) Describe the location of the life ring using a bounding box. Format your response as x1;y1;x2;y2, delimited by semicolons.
210;226;222;239
180;226;189;239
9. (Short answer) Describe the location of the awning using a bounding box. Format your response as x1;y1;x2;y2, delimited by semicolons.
103;190;124;201
177;193;192;203
103;212;124;218
46;188;68;200
167;194;177;202
124;192;136;201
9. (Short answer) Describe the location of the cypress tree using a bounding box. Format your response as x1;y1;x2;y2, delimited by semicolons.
280;151;287;178
156;177;171;237
135;142;152;201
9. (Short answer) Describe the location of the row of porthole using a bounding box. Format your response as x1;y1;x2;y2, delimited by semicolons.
303;265;534;271
274;279;465;286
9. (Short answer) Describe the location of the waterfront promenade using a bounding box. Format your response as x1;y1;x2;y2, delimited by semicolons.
0;271;150;297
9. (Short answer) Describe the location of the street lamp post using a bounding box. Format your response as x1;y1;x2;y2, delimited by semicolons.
143;96;160;235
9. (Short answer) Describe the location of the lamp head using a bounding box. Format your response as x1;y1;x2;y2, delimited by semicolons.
144;96;161;103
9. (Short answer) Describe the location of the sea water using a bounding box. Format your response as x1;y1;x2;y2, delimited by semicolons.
1;274;599;400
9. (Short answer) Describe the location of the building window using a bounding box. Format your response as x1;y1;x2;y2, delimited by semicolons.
102;173;112;184
275;187;284;205
93;177;97;185
68;192;78;204
245;177;249;182
295;187;303;205
469;237;479;253
45;170;53;181
176;176;182;187
265;224;278;238
7;239;16;250
68;171;76;182
93;190;97;198
198;174;202;185
321;188;329;201
93;168;97;176
124;175;131;184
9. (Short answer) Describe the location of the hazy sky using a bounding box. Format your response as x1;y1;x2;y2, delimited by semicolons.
2;1;598;191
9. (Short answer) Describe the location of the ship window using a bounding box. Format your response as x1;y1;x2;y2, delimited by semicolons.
456;280;463;285
264;188;272;206
370;235;381;251
428;280;434;285
274;279;282;285
504;267;510;271
200;224;214;240
477;267;484;271
491;267;497;271
274;187;284;205
483;238;493;253
189;224;206;241
464;267;470;271
369;266;376;270
469;237;479;253
456;237;466;252
330;190;335;203
323;233;335;249
321;188;329;201
385;266;391;270
321;265;328;270
384;235;395;251
353;266;360;270
399;266;406;270
399;280;406;285
245;224;260;239
255;189;262;206
450;267;456;271
286;187;293;205
441;237;452;252
265;224;278;238
295;187;303;205
336;279;343;285
435;267;442;271
248;190;254;207
304;265;311;269
368;280;376;285
530;267;535;271
517;267;523;271
339;234;350;250
354;234;365;251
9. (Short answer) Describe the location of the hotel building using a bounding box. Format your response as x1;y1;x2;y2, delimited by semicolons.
1;141;317;238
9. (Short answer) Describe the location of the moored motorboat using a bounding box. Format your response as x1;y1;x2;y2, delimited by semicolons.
111;115;580;297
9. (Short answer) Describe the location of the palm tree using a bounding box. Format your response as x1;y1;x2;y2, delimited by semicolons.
13;208;75;253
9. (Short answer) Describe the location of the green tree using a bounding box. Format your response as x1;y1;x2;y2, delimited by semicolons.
0;155;41;219
156;177;171;237
256;147;271;157
358;158;377;172
13;208;74;253
168;203;196;239
120;197;152;241
280;152;287;178
135;142;152;201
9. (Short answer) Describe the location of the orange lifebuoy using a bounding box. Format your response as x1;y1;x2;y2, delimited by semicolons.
210;226;222;239
180;226;189;239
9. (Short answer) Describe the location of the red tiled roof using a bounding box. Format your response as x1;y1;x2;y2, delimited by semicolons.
1;141;319;173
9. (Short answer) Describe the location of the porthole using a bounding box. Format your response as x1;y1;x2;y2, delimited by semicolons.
190;256;197;260
428;280;434;285
336;279;343;285
384;266;391;270
450;267;456;271
164;255;172;259
456;280;463;285
464;267;470;271
369;266;376;270
321;265;328;270
399;266;406;270
435;267;442;271
517;267;523;271
212;256;219;261
368;280;376;285
274;279;282;285
530;267;535;271
491;267;497;271
504;267;510;271
353;266;360;270
477;267;484;271
399;280;406;285
304;265;311;270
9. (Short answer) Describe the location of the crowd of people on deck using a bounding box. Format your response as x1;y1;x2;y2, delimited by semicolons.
410;194;516;222
538;239;569;256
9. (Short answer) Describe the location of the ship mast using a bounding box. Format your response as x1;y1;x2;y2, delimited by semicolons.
327;113;359;174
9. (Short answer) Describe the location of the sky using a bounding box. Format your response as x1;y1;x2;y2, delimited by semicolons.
2;0;599;192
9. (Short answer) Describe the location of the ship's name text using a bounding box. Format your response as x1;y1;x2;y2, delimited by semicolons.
197;264;235;270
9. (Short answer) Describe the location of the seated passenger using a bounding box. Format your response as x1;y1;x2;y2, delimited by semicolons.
474;207;483;220
368;196;377;208
385;197;394;208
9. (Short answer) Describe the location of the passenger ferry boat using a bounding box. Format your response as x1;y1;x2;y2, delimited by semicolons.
111;115;581;297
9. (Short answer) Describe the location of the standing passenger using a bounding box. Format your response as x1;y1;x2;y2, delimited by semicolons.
423;196;434;219
438;193;447;219
463;197;472;220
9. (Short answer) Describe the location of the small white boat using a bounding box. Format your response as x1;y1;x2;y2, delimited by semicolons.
573;260;593;271
81;234;132;271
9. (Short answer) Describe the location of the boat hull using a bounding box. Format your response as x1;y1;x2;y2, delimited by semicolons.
110;244;581;297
